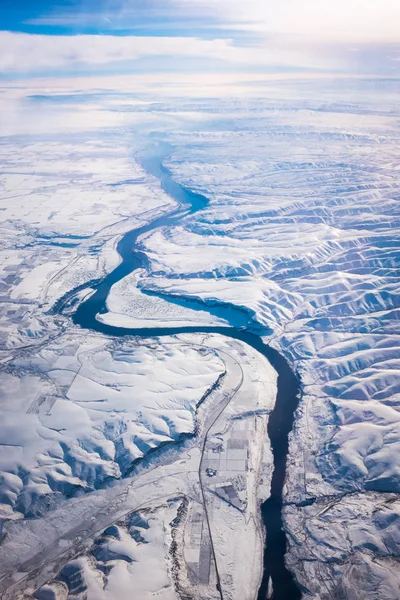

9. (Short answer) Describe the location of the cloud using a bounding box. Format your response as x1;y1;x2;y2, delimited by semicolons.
0;32;236;72
3;0;399;77
162;0;400;43
26;0;400;44
0;31;322;74
0;30;398;77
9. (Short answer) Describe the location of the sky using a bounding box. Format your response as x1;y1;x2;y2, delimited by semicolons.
1;0;400;78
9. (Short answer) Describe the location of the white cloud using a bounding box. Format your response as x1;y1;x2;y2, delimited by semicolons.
0;31;339;74
0;30;398;77
24;0;400;45
0;32;235;72
167;0;400;43
2;0;399;77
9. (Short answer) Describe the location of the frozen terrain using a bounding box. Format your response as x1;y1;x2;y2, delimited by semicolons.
0;77;399;600
101;268;230;329
0;333;277;600
0;134;177;350
0;332;224;520
127;82;400;599
33;499;183;600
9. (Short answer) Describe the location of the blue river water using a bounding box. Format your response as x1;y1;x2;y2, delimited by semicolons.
55;145;302;599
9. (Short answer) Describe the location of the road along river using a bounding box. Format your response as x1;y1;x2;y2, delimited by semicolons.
58;145;302;600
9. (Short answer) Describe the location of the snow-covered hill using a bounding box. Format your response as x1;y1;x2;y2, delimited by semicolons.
126;82;400;599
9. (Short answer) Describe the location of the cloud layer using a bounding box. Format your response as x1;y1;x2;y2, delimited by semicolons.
0;32;235;72
1;30;399;77
171;0;400;42
24;0;400;44
1;0;400;77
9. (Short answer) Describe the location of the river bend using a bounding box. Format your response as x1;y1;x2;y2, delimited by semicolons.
56;147;302;600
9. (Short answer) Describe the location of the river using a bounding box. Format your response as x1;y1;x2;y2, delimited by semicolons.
55;144;302;600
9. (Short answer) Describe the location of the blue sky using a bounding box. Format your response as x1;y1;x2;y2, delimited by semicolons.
1;0;400;77
1;0;226;36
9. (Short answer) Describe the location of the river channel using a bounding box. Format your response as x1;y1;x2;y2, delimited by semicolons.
58;145;302;600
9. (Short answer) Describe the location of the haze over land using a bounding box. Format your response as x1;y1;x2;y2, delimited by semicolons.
0;1;399;599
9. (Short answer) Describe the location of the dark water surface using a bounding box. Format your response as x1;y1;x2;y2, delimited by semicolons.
58;145;302;599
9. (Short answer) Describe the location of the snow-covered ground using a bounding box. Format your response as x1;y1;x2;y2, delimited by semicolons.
1;77;399;599
101;269;229;328
0;134;177;350
125;82;399;598
0;332;224;520
33;499;182;600
0;334;276;600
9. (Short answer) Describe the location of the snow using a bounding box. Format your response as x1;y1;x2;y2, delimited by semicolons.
0;334;277;600
45;501;181;600
102;269;228;328
284;492;400;599
0;332;224;519
116;81;399;598
0;135;177;350
1;76;399;599
137;274;302;333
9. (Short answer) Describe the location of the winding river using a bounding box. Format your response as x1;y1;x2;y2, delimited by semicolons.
57;146;302;600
